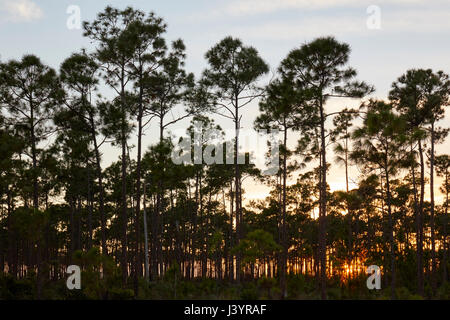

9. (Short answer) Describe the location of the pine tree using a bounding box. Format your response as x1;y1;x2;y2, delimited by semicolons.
255;78;305;298
390;69;450;295
280;37;372;299
0;55;62;298
83;6;140;287
202;37;269;282
351;100;409;299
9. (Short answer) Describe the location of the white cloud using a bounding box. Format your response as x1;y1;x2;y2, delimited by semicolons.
228;9;450;40
0;0;43;22
224;0;428;16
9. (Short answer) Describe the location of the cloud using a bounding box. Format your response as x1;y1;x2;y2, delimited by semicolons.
227;9;450;40
224;0;428;16
0;0;43;22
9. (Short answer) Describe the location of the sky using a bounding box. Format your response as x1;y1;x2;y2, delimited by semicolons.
1;0;450;202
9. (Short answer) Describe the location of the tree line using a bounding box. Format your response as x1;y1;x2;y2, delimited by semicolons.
0;6;449;299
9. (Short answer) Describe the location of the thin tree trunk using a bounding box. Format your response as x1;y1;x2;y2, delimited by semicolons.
384;165;396;300
87;165;93;250
133;75;144;296
319;97;327;300
30;97;43;299
120;67;128;287
229;183;234;282
410;142;423;296
234;96;242;283
429;122;437;294
89;113;107;256
345;133;353;277
443;171;448;284
418;140;425;295
143;180;150;282
280;123;288;299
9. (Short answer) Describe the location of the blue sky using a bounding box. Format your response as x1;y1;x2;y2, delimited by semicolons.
1;0;449;94
1;0;450;200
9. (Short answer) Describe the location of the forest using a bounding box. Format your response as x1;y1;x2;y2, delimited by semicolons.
0;6;449;300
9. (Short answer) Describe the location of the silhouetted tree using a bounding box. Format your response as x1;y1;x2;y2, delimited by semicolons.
280;37;373;299
202;37;269;282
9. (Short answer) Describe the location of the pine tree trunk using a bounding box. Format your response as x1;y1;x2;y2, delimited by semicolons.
280;124;288;299
418;140;425;296
234;96;242;283
410;143;423;296
143;179;150;282
384;164;396;300
87;166;93;250
443;174;448;284
120;70;128;287
89;113;107;256
429;122;437;294
133;80;144;296
319;97;327;300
